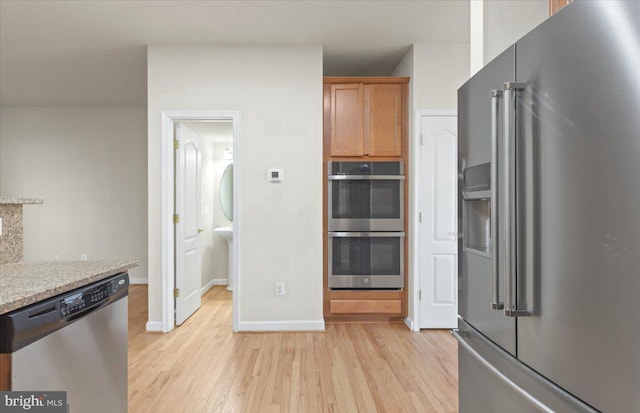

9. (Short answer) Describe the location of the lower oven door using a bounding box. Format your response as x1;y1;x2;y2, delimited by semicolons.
328;232;405;289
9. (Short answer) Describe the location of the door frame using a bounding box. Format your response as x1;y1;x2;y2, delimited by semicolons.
160;110;240;333
411;109;457;331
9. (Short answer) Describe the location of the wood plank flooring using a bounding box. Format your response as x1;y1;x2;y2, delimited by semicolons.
128;285;458;412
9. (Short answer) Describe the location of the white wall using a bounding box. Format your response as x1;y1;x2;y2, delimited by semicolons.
0;106;148;281
392;43;469;330
198;132;216;288
412;44;470;110
470;0;548;75
147;45;323;329
391;47;415;329
211;142;233;282
484;0;547;64
392;44;414;117
470;0;485;75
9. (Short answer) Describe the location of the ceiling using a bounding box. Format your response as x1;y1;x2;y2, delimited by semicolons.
0;0;469;106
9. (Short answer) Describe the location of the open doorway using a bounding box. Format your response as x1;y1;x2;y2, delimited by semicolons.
160;111;239;332
174;120;235;325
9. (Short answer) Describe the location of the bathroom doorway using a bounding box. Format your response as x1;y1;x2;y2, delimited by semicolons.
160;111;239;332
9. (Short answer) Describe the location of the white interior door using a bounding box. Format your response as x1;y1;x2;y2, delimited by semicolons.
175;124;202;325
419;113;458;329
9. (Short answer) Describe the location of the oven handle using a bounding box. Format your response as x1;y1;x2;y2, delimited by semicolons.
328;175;405;181
463;190;491;200
329;232;406;237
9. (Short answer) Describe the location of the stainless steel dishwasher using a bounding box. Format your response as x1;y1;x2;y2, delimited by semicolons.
0;272;129;413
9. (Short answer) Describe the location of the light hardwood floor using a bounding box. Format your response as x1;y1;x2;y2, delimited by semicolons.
128;285;458;412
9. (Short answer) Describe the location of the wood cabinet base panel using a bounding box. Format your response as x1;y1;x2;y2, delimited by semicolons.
0;353;10;391
330;299;402;315
325;315;405;324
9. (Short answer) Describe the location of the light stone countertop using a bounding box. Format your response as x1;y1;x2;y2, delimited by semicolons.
0;260;138;315
0;198;44;205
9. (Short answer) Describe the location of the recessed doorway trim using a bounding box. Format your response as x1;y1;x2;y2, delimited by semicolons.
160;110;240;333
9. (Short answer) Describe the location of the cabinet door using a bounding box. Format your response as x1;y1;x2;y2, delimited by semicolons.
364;84;402;157
549;0;571;16
330;83;364;156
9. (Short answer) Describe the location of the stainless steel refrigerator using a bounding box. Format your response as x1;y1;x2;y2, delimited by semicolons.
455;1;640;412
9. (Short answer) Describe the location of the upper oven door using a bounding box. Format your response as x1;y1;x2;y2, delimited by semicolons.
328;161;404;231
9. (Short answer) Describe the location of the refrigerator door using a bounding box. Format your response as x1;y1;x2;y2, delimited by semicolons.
455;319;598;413
458;46;516;355
514;2;640;412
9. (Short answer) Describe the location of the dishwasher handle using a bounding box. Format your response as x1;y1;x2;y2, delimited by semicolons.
0;299;64;353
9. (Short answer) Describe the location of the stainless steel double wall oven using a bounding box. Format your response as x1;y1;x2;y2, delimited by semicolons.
327;161;405;289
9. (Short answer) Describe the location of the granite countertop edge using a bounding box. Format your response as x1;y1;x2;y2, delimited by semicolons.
0;197;44;205
0;260;138;315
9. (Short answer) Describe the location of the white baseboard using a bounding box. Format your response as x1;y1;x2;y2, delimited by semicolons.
237;320;325;332
130;277;148;284
404;317;419;332
201;278;228;295
200;279;215;295
146;321;163;332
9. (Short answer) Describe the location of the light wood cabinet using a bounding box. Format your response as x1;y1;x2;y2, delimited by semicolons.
0;354;9;390
327;78;406;158
330;83;364;156
324;289;406;321
549;0;572;16
323;77;409;322
364;83;403;157
330;299;402;315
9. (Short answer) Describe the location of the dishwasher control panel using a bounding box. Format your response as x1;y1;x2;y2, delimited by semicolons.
0;272;129;353
60;273;128;317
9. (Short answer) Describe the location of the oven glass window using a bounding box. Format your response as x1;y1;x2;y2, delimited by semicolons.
332;236;401;275
331;180;401;219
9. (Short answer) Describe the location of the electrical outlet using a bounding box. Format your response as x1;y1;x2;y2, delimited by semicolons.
80;254;87;261
275;282;285;296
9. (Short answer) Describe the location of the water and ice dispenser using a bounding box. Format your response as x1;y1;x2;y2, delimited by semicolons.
462;163;491;257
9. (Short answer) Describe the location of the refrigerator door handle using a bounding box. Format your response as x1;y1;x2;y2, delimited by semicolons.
490;89;504;310
452;329;555;413
502;81;531;317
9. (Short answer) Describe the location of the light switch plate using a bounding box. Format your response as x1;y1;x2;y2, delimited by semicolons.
267;169;284;182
